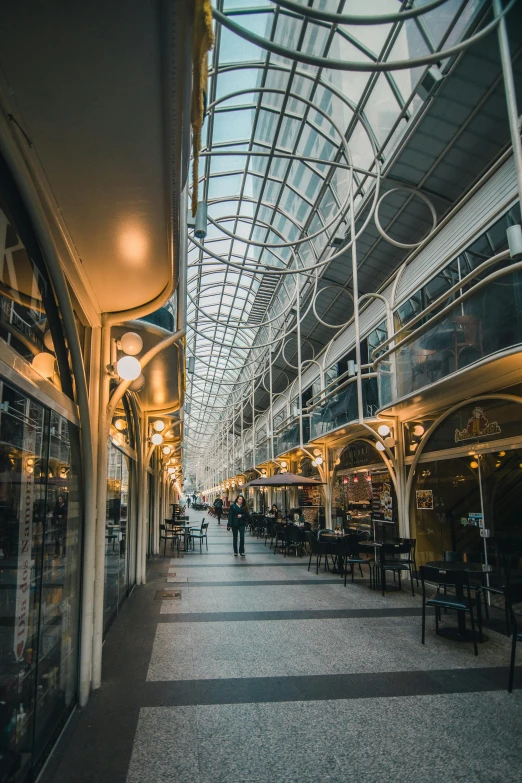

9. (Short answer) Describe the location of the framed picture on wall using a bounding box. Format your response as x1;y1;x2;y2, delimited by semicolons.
416;489;434;510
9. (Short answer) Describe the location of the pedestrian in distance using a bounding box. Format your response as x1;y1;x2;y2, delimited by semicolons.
227;495;250;557
214;496;224;524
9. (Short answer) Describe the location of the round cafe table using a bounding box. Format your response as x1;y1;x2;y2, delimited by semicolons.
426;561;495;642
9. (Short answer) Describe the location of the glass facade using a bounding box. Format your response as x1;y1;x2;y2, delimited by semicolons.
104;442;135;633
0;381;81;781
378;205;522;406
410;398;522;567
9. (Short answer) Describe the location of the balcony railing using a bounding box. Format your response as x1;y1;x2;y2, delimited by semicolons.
256;440;269;464
274;415;310;457
374;251;521;406
309;374;378;440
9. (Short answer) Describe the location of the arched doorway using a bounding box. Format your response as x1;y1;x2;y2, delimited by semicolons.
332;439;398;539
408;396;522;566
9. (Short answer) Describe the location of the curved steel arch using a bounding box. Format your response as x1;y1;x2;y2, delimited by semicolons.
213;2;517;73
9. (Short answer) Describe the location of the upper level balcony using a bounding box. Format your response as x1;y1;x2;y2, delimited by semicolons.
256;440;269;465
309;374;379;441
375;252;522;411
274;415;311;457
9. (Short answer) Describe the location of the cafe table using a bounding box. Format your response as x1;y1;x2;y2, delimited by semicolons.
426;560;494;642
168;522;193;552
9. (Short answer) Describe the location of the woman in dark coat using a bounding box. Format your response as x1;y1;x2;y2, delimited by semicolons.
227;495;250;557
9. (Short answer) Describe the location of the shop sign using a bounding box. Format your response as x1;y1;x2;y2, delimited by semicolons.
338;441;377;470
14;434;35;661
454;407;501;443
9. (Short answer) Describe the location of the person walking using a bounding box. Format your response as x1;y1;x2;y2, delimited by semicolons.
213;496;224;524
187;496;191;509
227;495;250;557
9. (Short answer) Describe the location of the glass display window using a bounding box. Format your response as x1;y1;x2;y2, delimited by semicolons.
0;380;81;781
104;442;134;633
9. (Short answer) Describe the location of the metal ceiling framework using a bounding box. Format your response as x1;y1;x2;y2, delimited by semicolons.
183;0;519;491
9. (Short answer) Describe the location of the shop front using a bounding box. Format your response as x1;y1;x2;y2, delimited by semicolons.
297;458;324;528
105;403;138;633
408;396;522;567
333;440;399;539
0;380;82;782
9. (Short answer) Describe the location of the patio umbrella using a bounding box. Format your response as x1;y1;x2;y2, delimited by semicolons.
244;473;325;518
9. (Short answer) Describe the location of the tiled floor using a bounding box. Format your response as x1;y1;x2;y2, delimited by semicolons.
43;512;522;783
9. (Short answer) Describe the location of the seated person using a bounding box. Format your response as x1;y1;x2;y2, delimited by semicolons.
267;504;280;520
289;507;305;525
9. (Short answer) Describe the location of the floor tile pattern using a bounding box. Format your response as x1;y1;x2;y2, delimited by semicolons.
42;511;522;783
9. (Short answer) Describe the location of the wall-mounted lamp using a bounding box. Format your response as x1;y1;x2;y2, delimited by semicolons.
153;420;165;432
163;445;172;456
129;373;145;392
32;352;55;379
114;419;126;431
377;424;391;437
151;433;164;446
119;331;143;356
376;442;386;452
117;355;141;381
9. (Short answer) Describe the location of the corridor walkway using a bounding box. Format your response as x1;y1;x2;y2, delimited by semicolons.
43;513;522;783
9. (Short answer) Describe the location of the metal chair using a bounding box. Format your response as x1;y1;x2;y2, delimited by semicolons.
188;519;208;552
420;565;482;656
378;543;415;596
160;523;180;555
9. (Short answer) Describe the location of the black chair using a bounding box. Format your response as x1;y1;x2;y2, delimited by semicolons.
284;525;305;558
395;537;419;586
188;520;208;552
505;582;522;692
338;535;373;587
305;531;332;574
378;543;415;596
264;519;276;547
160;523;180;555
273;523;286;555
439;551;489;619
420;565;482;656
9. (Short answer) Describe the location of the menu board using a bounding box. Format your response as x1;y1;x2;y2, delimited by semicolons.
298;485;321;507
371;472;395;524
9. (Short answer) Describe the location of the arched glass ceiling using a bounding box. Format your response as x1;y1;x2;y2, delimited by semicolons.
185;0;487;481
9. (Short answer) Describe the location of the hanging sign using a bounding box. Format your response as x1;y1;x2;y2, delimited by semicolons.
454;406;501;443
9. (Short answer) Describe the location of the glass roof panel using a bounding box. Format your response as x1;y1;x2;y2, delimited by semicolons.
185;0;482;480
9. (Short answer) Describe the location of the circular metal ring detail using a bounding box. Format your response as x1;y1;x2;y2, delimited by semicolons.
374;187;437;250
205;86;353;250
312;284;354;330
281;336;315;371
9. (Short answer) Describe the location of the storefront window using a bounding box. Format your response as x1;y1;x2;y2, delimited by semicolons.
0;381;81;781
409;398;522;566
104;443;135;632
333;440;398;539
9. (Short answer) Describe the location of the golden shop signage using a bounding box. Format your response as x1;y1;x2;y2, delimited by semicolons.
454;406;501;443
